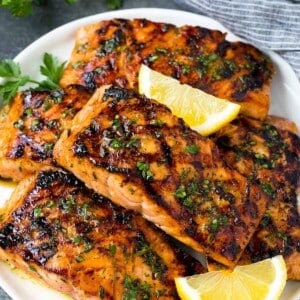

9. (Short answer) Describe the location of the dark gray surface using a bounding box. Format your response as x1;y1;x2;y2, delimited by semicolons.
0;0;182;59
0;1;184;299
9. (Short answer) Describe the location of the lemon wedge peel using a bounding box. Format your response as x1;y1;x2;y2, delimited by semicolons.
138;64;241;136
174;255;287;300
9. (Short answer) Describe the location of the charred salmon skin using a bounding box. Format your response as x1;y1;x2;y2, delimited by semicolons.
54;86;269;267
213;116;300;279
60;18;274;119
0;167;205;299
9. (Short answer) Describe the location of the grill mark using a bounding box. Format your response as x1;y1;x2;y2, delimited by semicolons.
8;133;55;162
0;168;204;297
214;116;300;269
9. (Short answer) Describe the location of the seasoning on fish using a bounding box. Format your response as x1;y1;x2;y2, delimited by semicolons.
0;167;205;299
60;18;274;120
213;115;300;280
54;85;269;267
0;85;91;181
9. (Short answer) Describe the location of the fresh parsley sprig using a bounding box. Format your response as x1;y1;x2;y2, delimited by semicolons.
0;53;66;108
38;52;66;89
0;0;123;18
0;0;76;17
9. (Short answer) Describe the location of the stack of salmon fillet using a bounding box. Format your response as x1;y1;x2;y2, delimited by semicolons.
0;18;299;299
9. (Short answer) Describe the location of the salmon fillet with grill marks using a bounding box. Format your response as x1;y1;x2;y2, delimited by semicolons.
53;86;268;267
0;167;205;299
60;18;274;119
0;85;91;181
213;116;300;280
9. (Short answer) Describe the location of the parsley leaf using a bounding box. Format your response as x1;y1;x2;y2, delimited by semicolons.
185;144;200;154
0;59;22;77
106;0;123;9
0;0;33;17
1;0;123;17
40;53;66;86
0;53;66;109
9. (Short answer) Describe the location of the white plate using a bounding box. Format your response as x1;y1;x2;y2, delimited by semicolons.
0;8;299;300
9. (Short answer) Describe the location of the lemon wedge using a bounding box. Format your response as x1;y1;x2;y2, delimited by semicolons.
175;255;287;300
139;64;240;136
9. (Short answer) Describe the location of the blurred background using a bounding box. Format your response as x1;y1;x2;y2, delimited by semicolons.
0;0;182;59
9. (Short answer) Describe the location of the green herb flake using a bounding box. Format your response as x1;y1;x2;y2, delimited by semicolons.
94;67;104;75
185;144;199;154
112;115;121;130
126;137;140;148
75;254;85;263
110;138;123;150
148;54;159;62
33;206;42;218
106;0;123;10
73;235;82;245
136;161;154;181
46;200;55;208
31;118;42;131
123;275;151;300
182;64;191;75
29;264;37;272
260;182;275;196
197;53;219;76
174;185;187;199
78;203;91;219
60;196;76;213
42;98;52;111
135;236;166;280
155;47;167;54
47;119;58;129
84;239;94;253
149;119;164;127
180;168;191;179
72;61;84;69
23;107;33;116
13;118;24;130
277;232;288;241
61;108;75;118
44;142;54;152
109;244;117;255
210;215;228;232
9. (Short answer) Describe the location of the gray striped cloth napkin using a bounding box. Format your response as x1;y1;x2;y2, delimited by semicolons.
173;0;300;79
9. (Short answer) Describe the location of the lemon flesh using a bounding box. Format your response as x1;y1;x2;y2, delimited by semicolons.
138;64;240;136
175;255;287;300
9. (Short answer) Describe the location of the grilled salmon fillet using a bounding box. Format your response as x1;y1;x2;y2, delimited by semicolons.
0;85;91;181
0;167;205;299
60;18;274;119
213;116;300;279
54;85;268;267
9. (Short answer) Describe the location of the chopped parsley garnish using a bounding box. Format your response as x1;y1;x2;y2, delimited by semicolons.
209;215;228;232
33;206;42;218
109;244;117;255
136;161;153;180
185;144;199;154
260;182;275;196
123;275;151;300
135;234;166;280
